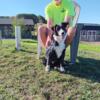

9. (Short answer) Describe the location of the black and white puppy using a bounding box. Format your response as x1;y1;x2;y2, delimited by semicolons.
44;22;69;72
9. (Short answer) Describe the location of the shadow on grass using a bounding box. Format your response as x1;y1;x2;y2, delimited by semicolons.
65;57;100;83
12;48;36;54
22;40;37;44
22;39;37;44
20;49;34;53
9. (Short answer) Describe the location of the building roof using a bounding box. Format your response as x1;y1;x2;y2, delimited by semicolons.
78;23;100;30
0;18;34;25
82;25;100;30
0;18;12;24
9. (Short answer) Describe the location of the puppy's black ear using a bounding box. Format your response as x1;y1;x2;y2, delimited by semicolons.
61;22;69;28
51;24;58;31
51;26;55;31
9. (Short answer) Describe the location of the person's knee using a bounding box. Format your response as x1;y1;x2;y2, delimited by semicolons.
66;27;76;45
38;25;46;35
66;35;73;45
38;25;48;47
38;25;47;40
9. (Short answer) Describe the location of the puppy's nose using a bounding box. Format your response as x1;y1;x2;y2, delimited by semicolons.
62;32;64;35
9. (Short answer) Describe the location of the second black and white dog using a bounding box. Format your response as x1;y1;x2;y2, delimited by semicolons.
43;22;69;72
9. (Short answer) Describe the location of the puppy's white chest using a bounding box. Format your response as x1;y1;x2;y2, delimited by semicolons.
54;43;65;58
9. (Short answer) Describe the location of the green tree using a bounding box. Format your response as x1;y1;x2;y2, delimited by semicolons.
38;15;46;23
12;17;26;38
16;14;38;24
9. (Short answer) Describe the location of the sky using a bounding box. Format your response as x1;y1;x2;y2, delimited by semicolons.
0;0;100;24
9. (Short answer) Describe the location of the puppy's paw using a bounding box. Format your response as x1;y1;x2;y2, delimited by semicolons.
54;66;57;70
59;66;65;72
45;65;50;72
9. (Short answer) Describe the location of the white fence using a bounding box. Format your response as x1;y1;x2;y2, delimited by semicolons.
80;30;100;41
80;34;100;41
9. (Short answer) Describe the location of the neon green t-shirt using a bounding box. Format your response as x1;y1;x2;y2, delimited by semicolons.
45;0;75;26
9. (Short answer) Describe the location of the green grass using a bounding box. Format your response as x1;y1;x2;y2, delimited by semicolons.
0;39;100;100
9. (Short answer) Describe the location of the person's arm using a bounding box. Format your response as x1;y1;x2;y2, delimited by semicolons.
45;18;53;47
45;5;54;47
72;1;81;27
64;0;75;27
47;18;53;29
46;18;53;43
64;16;73;26
64;1;80;27
45;5;54;29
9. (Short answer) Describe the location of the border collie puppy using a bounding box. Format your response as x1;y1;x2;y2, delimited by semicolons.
44;22;69;72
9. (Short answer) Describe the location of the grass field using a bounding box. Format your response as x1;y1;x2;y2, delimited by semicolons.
0;39;100;100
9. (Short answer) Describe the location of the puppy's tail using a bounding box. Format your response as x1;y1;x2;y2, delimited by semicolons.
42;57;47;66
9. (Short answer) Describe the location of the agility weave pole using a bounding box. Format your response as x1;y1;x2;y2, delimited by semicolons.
0;30;2;45
15;26;21;50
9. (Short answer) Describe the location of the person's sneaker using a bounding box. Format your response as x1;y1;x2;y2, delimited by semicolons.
69;62;75;66
63;60;70;66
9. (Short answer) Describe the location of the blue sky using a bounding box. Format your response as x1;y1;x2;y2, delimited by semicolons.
0;0;100;24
